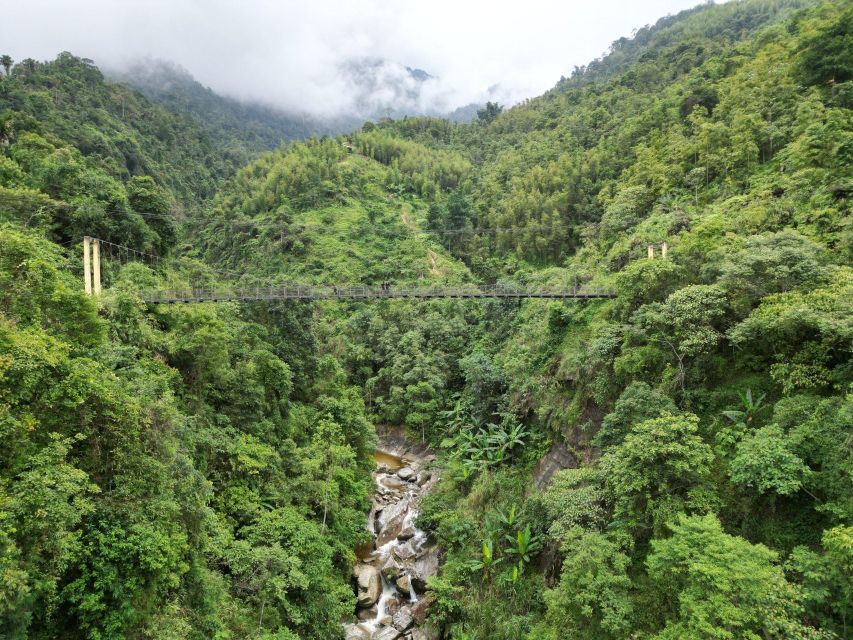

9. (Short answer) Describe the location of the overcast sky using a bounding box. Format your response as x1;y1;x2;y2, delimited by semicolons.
4;0;712;116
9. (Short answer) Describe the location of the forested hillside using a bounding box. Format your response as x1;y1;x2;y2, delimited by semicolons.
0;52;378;639
111;61;356;169
0;0;851;639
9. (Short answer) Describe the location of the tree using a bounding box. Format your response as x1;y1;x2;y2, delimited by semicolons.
729;424;810;496
595;382;678;448
648;513;819;640
717;231;826;315
543;529;634;639
630;284;728;395
600;413;715;535
531;467;609;540
0;55;12;77
788;525;853;638
477;101;503;125
127;175;175;252
795;6;853;87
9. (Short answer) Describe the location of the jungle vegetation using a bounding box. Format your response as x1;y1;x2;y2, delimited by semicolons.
0;0;850;638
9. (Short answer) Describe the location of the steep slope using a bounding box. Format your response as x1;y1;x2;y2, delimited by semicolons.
187;1;852;638
111;60;358;166
0;53;238;208
0;54;379;640
0;0;850;639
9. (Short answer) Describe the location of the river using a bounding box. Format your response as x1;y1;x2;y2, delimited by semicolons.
344;438;440;640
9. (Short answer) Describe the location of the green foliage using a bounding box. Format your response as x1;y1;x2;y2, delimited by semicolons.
647;513;819;639
596;382;678;447
730;424;810;495
541;529;634;639
528;467;609;540
794;4;853;86
787;525;853;637
1;0;851;637
0;228;372;638
441;413;531;474
600;413;715;535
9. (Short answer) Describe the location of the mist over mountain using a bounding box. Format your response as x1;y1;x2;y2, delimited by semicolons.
2;1;850;639
110;58;484;160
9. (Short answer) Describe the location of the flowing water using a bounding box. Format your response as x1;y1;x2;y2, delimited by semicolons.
344;447;438;640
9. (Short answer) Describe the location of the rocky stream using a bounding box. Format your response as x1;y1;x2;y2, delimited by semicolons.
344;433;440;640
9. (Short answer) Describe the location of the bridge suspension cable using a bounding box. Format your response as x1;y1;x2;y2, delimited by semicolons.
78;236;616;302
140;284;616;304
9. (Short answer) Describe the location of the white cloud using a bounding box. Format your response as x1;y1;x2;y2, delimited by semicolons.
2;0;710;116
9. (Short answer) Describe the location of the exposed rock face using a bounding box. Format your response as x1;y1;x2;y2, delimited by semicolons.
532;440;578;489
346;625;373;640
373;627;402;640
343;439;440;639
358;605;378;621
410;595;435;625
392;606;414;631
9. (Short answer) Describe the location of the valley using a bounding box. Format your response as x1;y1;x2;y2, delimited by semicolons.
0;1;851;639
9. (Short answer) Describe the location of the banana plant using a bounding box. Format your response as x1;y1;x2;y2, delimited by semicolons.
722;388;766;425
504;525;541;570
467;538;499;581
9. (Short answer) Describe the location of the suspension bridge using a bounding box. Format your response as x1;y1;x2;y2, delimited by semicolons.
80;236;617;302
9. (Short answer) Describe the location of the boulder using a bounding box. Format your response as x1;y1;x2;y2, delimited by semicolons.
392;605;414;631
345;624;372;640
376;497;410;546
410;545;439;593
397;527;416;541
410;594;435;625
380;555;401;581
374;627;402;640
354;564;381;607
385;595;404;617
356;605;377;621
410;628;440;640
395;573;412;595
393;542;417;561
379;475;407;493
397;466;415;481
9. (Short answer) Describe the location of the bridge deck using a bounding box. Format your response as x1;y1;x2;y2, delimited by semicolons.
141;285;616;304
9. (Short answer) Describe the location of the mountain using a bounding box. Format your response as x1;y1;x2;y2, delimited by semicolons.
110;60;361;165
116;57;486;136
1;0;851;639
191;0;852;636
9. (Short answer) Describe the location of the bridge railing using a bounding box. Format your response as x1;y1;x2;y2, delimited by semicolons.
139;283;616;303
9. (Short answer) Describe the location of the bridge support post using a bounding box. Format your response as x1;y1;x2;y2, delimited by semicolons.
83;236;92;295
647;245;655;259
661;241;668;259
92;239;102;296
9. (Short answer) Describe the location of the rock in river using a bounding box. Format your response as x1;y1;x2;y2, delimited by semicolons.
354;564;381;607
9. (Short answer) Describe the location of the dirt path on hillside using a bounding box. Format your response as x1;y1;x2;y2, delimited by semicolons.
427;249;440;276
400;206;416;232
400;206;441;277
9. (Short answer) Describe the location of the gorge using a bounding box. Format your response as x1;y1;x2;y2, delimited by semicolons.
345;432;440;640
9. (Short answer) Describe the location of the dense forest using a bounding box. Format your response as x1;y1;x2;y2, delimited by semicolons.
110;61;358;170
0;0;850;638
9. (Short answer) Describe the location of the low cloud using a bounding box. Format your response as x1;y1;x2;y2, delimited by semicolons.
3;0;707;117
